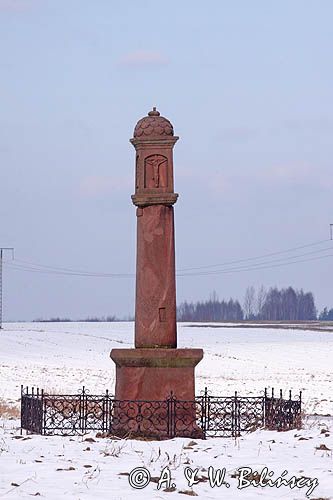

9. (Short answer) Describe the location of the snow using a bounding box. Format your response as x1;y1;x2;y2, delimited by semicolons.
1;416;332;499
1;321;332;413
0;322;333;498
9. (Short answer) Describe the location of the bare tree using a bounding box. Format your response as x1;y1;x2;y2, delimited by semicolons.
243;286;256;320
256;285;266;319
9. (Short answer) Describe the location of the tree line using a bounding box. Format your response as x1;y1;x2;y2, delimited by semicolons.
318;308;333;320
33;315;118;322
177;286;326;321
177;292;243;322
33;285;331;322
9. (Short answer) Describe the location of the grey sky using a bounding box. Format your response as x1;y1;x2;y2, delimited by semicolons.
1;0;333;320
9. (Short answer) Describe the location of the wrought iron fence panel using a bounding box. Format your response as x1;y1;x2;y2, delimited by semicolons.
21;386;302;438
83;394;109;433
265;397;301;431
172;399;203;438
110;400;169;438
237;396;265;433
203;397;235;437
43;394;83;435
264;388;302;431
21;395;43;434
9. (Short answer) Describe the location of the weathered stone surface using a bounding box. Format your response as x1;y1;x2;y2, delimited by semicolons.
133;107;174;138
135;204;177;348
110;348;203;400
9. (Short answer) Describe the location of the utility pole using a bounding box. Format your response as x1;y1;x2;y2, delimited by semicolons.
0;248;14;329
330;224;333;241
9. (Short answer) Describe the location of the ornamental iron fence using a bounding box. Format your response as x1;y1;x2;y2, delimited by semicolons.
20;386;302;439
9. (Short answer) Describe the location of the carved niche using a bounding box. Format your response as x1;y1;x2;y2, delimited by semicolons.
135;154;140;189
144;154;168;189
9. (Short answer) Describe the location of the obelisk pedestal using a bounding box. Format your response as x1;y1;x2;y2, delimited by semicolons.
110;108;203;438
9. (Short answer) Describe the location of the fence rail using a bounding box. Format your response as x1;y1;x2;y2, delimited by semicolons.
20;386;302;439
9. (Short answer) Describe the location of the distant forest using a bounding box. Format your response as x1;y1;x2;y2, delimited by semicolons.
177;286;330;322
34;286;333;322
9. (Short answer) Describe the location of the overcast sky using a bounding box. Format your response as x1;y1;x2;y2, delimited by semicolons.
1;0;333;320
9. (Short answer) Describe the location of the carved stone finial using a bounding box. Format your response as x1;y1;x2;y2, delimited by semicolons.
148;107;160;117
133;108;174;138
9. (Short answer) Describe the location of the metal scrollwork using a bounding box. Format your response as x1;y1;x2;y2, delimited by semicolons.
21;386;302;438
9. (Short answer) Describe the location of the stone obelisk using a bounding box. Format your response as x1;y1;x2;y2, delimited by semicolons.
110;108;203;437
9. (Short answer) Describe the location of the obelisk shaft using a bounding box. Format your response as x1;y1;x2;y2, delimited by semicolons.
135;204;177;348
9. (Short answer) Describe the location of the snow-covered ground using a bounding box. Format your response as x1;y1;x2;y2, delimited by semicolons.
0;322;332;499
1;415;332;499
1;321;332;414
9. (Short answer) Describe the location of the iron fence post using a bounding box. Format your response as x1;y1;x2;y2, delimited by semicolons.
80;386;85;434
234;391;240;437
167;392;175;438
41;389;45;435
104;389;109;433
36;387;40;434
20;385;23;435
202;387;209;438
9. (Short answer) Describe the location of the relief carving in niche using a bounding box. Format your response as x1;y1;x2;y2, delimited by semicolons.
144;154;168;188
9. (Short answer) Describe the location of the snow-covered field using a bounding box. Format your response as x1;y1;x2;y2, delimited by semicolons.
0;322;332;499
1;321;332;414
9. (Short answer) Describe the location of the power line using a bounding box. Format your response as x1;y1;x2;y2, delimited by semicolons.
0;248;14;329
2;239;333;278
177;238;331;271
178;251;333;277
4;238;332;277
11;258;134;276
4;261;133;278
177;245;333;276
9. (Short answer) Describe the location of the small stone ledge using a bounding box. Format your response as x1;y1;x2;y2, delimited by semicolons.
110;348;203;368
131;193;179;207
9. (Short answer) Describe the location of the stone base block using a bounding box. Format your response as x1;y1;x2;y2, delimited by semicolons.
110;348;203;439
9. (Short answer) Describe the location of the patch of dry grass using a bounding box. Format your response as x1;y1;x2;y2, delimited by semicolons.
0;399;20;419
